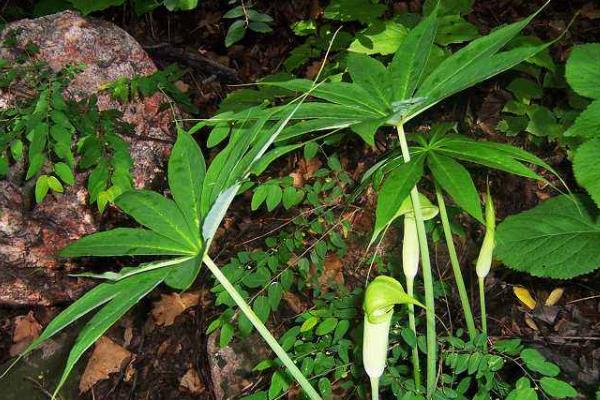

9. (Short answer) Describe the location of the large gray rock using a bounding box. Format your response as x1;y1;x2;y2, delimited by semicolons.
0;11;177;306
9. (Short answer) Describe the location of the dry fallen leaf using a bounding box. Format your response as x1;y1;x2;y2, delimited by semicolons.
513;286;537;310
80;337;132;393
152;292;201;327
316;254;345;292
10;311;42;356
545;288;565;306
179;368;205;395
524;315;540;331
282;291;309;314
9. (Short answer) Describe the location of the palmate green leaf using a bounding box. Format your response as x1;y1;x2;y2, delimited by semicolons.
410;3;549;119
565;43;600;100
573;138;600;208
496;195;600;279
388;5;439;101
372;154;425;242
60;228;196;257
411;40;552;119
346;53;391;107
168;129;206;232
115;190;201;251
53;269;168;397
564;99;600;139
427;152;483;223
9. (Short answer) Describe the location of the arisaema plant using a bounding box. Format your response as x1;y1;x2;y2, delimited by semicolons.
362;275;424;400
202;2;562;396
2;103;323;400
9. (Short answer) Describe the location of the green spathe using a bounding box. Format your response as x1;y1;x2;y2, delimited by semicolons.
363;276;424;324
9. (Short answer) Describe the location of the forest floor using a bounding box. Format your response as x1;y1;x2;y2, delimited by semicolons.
0;1;599;399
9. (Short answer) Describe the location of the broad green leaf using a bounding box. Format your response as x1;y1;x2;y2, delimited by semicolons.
428;152;483;222
168;130;206;232
225;20;246;47
54;162;75;185
565;43;600;100
348;20;408;56
520;348;560;376
35;175;50;203
60;228;196;257
116;190;200;250
564;99;600;138
315;317;338;336
53;269;167;396
573;138;600;207
539;377;578;398
496;195;600;279
435;15;479;46
389;6;439;100
373;155;425;241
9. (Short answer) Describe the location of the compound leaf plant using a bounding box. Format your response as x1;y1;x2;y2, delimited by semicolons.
4;103;323;400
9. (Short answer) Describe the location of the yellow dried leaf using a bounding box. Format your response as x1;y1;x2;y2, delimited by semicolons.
80;337;131;393
513;286;537;310
524;315;539;331
544;287;564;306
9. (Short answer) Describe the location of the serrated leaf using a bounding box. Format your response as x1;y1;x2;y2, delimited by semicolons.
573;138;600;207
564;99;600;139
496;195;600;279
565;43;600;100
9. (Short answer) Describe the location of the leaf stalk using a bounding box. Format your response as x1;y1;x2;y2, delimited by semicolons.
395;123;437;397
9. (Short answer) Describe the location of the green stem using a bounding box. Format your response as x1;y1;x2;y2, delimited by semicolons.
395;124;436;397
434;184;477;341
203;255;322;400
370;377;380;400
406;279;421;389
478;276;488;352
